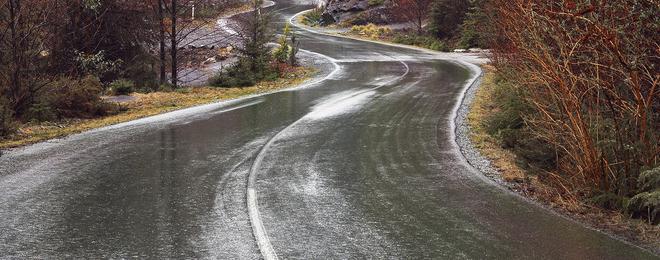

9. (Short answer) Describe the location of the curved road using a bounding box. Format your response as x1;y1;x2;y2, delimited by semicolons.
0;2;656;259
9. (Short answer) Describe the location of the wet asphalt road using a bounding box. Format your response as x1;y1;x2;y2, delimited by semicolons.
0;1;657;259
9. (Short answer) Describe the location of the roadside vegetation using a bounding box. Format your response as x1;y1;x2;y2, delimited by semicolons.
300;8;325;27
2;67;313;149
486;0;658;226
347;24;449;51
0;0;310;149
469;66;659;247
317;0;488;51
471;0;657;249
212;13;301;88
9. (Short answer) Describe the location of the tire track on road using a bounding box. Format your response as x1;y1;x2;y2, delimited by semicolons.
246;56;408;259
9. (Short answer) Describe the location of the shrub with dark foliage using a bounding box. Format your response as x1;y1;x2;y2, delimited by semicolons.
28;76;117;122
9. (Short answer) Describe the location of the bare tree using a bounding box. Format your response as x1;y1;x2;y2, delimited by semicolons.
170;0;178;88
154;0;239;87
0;0;58;116
392;0;432;34
488;0;659;200
156;0;167;85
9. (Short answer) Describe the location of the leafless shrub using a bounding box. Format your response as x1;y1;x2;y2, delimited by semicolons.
488;0;659;200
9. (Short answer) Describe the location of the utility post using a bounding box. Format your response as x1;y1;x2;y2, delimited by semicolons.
191;3;195;20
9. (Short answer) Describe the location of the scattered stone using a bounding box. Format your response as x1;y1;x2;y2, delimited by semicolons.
321;12;337;25
203;57;217;65
323;0;371;24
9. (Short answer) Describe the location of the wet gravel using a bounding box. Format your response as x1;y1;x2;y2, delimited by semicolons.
453;70;510;186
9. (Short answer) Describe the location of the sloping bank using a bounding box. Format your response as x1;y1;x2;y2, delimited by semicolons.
290;9;659;255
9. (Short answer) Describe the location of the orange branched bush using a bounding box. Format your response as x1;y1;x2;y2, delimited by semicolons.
487;0;659;199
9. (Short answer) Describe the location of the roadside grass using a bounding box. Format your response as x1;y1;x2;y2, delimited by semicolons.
467;65;526;183
1;66;315;149
300;8;324;27
468;65;660;252
340;24;450;52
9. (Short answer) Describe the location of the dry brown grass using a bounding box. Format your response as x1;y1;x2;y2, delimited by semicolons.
488;0;658;198
1;67;315;149
467;64;526;183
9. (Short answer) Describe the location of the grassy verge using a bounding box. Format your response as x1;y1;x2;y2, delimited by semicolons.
467;65;527;183
1;66;315;149
339;24;450;51
468;65;660;252
299;8;324;27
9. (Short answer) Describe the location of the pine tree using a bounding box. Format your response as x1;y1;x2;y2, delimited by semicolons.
428;0;470;39
458;0;488;48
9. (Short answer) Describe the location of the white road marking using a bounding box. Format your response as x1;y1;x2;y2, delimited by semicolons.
246;48;342;260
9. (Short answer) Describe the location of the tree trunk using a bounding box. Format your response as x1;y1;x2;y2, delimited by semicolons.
170;0;178;88
158;0;166;85
8;0;23;115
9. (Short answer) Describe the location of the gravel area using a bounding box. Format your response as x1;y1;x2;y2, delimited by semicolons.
453;72;506;183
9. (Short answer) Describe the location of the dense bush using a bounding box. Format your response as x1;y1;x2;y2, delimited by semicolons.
483;75;527;137
637;167;660;193
0;97;15;138
301;8;324;26
627;167;660;224
211;59;278;88
392;33;449;51
27;76;116;121
627;191;660;225
483;73;555;173
350;24;392;39
488;0;659;212
428;0;470;39
109;79;135;95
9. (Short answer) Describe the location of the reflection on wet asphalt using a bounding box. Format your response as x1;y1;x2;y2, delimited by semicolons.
0;1;656;259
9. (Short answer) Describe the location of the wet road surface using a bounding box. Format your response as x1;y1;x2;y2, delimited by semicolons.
0;1;657;259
